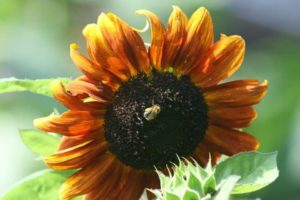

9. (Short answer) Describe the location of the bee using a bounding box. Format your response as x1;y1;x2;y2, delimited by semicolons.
143;104;161;121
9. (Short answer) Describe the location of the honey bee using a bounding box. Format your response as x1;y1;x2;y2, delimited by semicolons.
143;104;161;121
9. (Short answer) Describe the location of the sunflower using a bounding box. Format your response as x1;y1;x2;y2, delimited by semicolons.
34;6;267;200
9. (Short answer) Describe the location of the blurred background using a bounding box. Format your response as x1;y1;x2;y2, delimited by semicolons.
0;0;299;199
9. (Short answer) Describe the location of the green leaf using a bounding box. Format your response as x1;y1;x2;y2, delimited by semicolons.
187;172;203;195
19;129;60;156
1;170;74;200
165;192;181;200
213;175;240;200
0;77;72;97
203;174;217;194
139;190;149;200
182;189;200;200
215;152;279;194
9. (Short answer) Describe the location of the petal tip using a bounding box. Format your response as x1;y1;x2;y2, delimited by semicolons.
33;113;55;130
135;9;148;15
70;43;79;50
262;80;269;86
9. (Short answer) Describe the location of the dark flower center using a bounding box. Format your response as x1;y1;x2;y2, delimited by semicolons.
104;70;208;169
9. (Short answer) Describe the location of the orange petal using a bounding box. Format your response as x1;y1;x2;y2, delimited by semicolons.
209;106;257;128
86;161;131;200
204;125;259;156
174;7;214;75
68;76;115;100
66;78;112;104
115;169;146;200
45;139;108;170
190;34;245;87
70;43;122;88
204;80;268;107
103;13;150;74
82;23;131;81
60;153;116;200
136;9;166;71
161;6;188;71
58;130;102;151
34;111;104;136
51;80;104;111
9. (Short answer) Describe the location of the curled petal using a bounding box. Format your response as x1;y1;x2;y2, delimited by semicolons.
174;7;214;75
45;139;108;170
204;125;259;155
204;80;268;107
136;9;166;71
67;76;115;101
34;111;104;136
209;106;257;128
51;80;105;110
190;34;245;87
66;77;112;104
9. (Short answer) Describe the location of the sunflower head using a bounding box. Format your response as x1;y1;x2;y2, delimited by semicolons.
34;6;267;200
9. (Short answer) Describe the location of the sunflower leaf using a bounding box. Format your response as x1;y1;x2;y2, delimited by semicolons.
212;175;241;200
215;151;279;194
19;129;60;156
0;77;72;97
1;170;76;200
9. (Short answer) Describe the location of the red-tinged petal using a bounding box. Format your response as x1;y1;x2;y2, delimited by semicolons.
60;153;116;200
82;23;131;81
68;76;115;100
174;7;214;75
144;171;160;199
204;125;259;156
161;6;188;71
209;106;257;128
144;170;160;189
204;80;268;107
103;13;150;74
193;143;221;166
136;9;166;71
190;34;245;87
58;131;102;151
70;43;122;88
66;78;111;104
34;111;104;136
51;80;104;111
115;169;146;200
45;139;108;170
85;161;131;200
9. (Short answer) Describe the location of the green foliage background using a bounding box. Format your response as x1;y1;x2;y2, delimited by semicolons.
0;0;299;199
